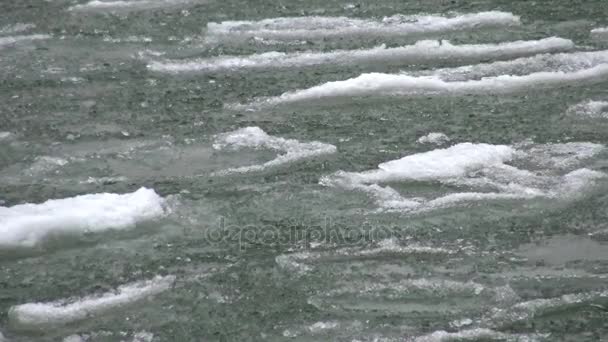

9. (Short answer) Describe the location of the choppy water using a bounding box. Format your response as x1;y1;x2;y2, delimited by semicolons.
1;0;608;341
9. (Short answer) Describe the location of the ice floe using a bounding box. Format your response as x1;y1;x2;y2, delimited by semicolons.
69;0;195;11
0;187;166;248
206;11;520;42
212;127;336;175
8;275;175;328
243;64;608;108
148;37;573;74
320;141;605;213
417;132;450;145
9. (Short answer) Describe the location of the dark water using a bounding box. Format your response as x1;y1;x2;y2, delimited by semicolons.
1;0;608;341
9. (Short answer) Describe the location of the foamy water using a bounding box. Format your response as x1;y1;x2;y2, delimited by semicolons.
8;275;175;328
148;37;573;74
0;187;166;248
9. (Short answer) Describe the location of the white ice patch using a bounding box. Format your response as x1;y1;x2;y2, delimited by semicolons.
414;49;608;81
567;100;608;119
320;142;605;213
417;132;450;145
0;187;166;248
8;275;175;328
245;64;608;107
206;11;520;42
0;34;51;49
212;127;336;175
69;0;194;11
591;27;608;40
148;37;573;74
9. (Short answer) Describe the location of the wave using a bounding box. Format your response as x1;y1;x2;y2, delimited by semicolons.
206;11;520;42
242;63;608;108
276;239;455;275
0;187;166;248
320;142;605;213
486;290;608;329
8;275;174;329
212;127;336;175
148;37;573;74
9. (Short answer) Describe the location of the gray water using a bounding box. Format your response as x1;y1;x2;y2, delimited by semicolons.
1;0;608;341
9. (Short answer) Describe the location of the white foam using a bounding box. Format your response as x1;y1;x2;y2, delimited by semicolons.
320;142;605;213
276;239;453;275
206;11;520;41
0;34;51;48
212;127;336;175
8;275;175;328
0;187;166;248
417;132;450;145
567;100;608;119
251;64;608;107
148;37;573;74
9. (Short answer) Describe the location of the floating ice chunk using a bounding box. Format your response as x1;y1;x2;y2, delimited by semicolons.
212;127;336;175
206;11;520;41
0;187;166;248
69;0;194;11
8;275;175;328
148;37;573;74
0;34;51;48
247;64;608;108
591;27;608;40
567;100;608;119
414;49;608;81
320;142;605;213
417;132;450;145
